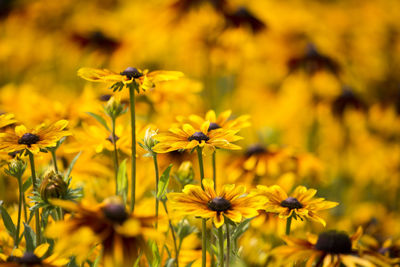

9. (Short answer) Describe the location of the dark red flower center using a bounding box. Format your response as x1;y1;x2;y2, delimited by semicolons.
121;67;143;79
315;231;352;254
208;197;231;212
19;252;42;264
245;144;267;157
208;122;221;131
18;133;40;147
188;132;209;142
280;197;303;210
102;203;128;224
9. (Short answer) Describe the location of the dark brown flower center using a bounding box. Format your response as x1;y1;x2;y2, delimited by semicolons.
188;132;209;142
6;256;21;262
99;94;112;101
121;67;143;79
18;133;40;147
208;122;221;131
102;203;128;224
208;197;231;212
280;197;303;210
245;144;267;157
19;252;42;264
315;231;352;254
106;134;119;144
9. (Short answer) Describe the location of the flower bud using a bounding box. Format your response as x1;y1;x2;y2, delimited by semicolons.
104;96;126;119
139;128;159;155
176;161;194;185
39;170;68;202
5;158;27;178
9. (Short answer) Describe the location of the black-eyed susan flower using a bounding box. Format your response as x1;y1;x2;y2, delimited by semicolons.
48;197;159;267
168;179;265;228
77;67;183;92
257;185;338;227
153;121;243;154
0;120;71;154
273;227;377;267
184;109;251;132
0;243;69;267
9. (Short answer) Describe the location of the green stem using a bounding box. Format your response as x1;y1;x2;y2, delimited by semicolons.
218;226;224;267
225;223;230;267
22;192;28;222
162;201;179;267
285;216;292;235
15;175;23;247
196;147;207;267
212;151;216;190
111;117;119;195
152;153;160;230
128;83;137;212
50;149;58;173
27;151;41;245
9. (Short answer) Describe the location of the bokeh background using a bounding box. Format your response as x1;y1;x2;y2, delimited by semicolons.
1;0;400;265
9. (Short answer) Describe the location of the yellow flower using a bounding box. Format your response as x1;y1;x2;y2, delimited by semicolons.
77;67;184;92
153;121;243;154
0;120;71;154
183;109;251;132
257;185;338;226
0;113;17;130
273;227;377;267
48;198;159;267
0;243;69;267
168;179;265;228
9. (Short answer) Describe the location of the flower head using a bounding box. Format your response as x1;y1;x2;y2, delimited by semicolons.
273;227;377;267
0;120;71;154
168;179;265;228
153;121;243;154
257;185;338;226
78;67;183;93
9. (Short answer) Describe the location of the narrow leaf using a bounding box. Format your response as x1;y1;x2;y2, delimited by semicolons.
117;159;128;202
22;178;32;192
24;223;36;252
86;112;110;131
0;205;16;236
157;164;173;199
65;151;82;179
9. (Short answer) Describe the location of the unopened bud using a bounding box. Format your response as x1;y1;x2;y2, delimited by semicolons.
5;159;27;178
104;96;126;119
176;161;194;185
40;170;68;202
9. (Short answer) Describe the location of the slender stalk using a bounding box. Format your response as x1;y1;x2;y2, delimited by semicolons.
225;223;230;267
15;175;23;247
196;147;207;267
285;216;292;235
162;201;179;267
22;192;28;222
152;153;160;229
212;151;216;190
50;149;58;173
218;226;224;267
27;151;41;245
211;150;217;267
128;83;137;212
111;117;119;195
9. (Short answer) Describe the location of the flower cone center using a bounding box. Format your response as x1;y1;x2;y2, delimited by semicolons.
280;197;303;210
188;132;209;142
315;231;352;254
102;203;128;224
106;134;119;144
18;133;40;147
208;197;231;212
121;67;143;79
208;122;221;131
245;144;267;157
19;252;42;264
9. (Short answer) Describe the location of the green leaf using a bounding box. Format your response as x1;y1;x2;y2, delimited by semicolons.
185;260;196;267
22;178;32;192
157;164;172;200
65;151;82;179
23;223;36;252
232;218;252;243
133;251;143;267
117;159;128;202
86;112;110;132
0;205;16;236
150;240;160;267
164;258;175;267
